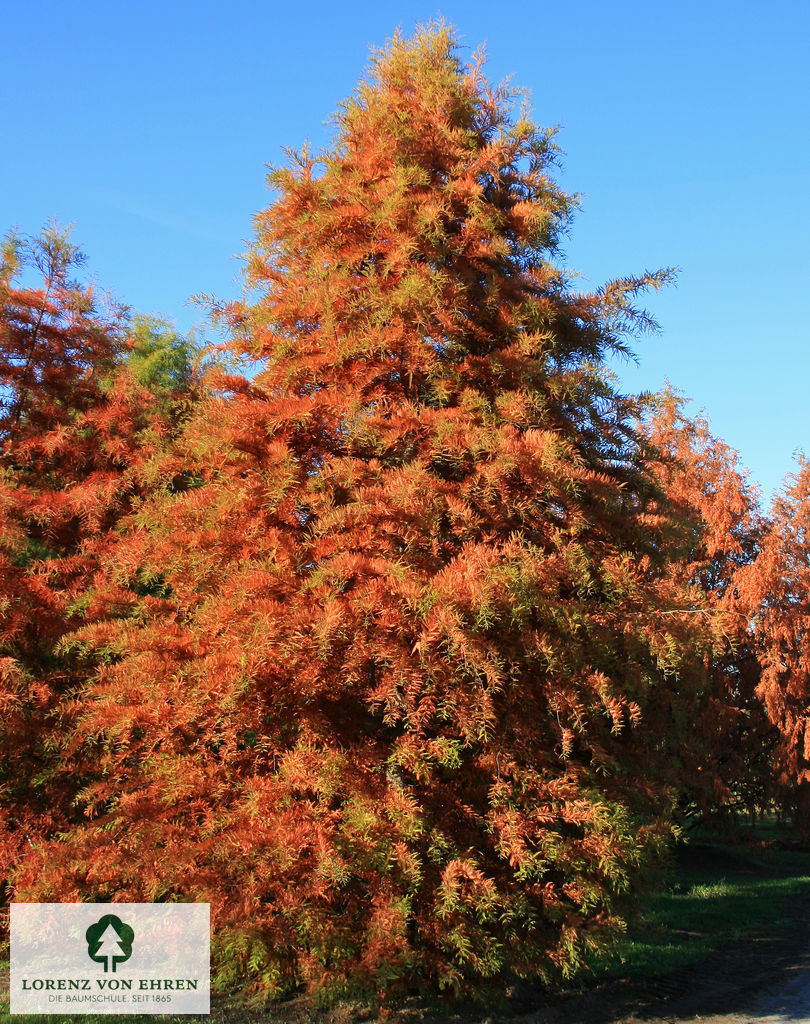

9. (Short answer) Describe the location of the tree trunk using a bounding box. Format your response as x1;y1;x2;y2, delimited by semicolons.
796;780;810;846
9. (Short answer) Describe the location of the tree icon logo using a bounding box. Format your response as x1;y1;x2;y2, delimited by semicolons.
85;915;134;973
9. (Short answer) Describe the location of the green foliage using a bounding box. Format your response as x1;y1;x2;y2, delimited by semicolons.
124;315;195;394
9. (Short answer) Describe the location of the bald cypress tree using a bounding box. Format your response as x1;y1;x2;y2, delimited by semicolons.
641;391;775;829
0;228;197;908
738;459;810;842
15;26;715;1003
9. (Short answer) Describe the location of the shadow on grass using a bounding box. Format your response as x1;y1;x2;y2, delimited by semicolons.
588;845;810;983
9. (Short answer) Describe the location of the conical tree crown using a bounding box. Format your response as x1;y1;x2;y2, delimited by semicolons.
233;24;670;426
14;26;707;1004
245;24;572;369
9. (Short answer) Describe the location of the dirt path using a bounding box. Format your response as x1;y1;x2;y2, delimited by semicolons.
484;934;810;1024
645;945;810;1023
745;954;810;1022
406;942;810;1024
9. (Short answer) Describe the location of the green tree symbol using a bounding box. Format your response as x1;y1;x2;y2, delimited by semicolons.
85;915;134;973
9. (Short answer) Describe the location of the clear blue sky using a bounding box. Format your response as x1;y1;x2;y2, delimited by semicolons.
2;0;807;503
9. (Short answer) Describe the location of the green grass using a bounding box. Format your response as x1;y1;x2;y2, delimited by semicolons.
586;839;810;982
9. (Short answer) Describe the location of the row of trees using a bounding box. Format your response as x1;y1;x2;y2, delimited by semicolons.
1;23;807;1007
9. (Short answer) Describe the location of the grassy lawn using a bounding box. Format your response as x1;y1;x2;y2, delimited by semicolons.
586;836;810;982
2;833;809;1022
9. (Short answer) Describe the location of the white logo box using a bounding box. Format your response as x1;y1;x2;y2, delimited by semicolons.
10;903;210;1015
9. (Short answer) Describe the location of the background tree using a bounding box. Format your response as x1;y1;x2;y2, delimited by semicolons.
0;226;199;909
641;390;775;830
12;26;716;1005
737;458;810;841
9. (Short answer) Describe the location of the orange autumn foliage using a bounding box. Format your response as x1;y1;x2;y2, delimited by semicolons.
0;227;197;903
